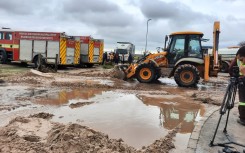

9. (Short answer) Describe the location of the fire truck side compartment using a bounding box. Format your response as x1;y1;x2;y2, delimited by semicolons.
19;40;32;61
47;41;60;63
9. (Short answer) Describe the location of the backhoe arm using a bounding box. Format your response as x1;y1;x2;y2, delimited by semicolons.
204;21;220;81
213;21;220;70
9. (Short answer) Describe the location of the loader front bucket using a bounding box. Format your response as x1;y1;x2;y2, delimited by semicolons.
111;65;127;80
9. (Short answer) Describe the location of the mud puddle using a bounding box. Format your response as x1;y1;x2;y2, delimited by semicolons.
54;77;114;86
34;88;205;149
0;85;53;126
158;77;228;92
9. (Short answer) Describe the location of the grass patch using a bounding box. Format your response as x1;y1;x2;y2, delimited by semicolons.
102;64;114;69
0;64;30;74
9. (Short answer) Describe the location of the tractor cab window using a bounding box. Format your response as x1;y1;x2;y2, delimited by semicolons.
188;35;202;58
168;35;185;63
169;35;185;53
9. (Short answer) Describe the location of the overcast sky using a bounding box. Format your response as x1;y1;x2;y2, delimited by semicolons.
0;0;244;53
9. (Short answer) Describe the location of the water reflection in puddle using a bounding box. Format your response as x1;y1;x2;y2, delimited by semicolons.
158;77;227;92
54;77;114;86
34;89;103;105
138;95;205;133
36;89;205;149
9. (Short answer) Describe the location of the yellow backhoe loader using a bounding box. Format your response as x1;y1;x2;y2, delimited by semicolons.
116;21;221;87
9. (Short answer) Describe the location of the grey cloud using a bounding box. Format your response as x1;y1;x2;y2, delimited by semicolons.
220;0;237;1
93;21;149;51
140;1;178;19
63;0;118;13
61;0;135;27
72;11;134;27
139;0;213;26
1;0;242;51
0;0;49;15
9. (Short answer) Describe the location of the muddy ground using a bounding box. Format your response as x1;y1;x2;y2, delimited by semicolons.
0;64;230;153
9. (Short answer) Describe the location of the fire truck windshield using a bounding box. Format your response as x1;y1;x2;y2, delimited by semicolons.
116;49;128;54
5;33;12;40
0;32;12;40
0;32;3;40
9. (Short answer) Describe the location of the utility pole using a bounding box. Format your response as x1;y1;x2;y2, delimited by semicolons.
145;19;152;54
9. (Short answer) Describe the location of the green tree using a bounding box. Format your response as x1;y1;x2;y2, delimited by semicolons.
238;41;245;47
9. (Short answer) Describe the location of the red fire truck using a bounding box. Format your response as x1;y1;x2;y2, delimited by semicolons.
0;28;80;67
79;36;104;67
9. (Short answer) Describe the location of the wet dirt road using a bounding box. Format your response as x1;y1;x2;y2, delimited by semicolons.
0;64;230;152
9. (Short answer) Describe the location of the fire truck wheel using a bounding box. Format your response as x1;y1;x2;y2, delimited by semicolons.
136;63;156;83
33;54;46;68
33;56;40;68
0;49;7;64
174;64;200;87
86;64;94;68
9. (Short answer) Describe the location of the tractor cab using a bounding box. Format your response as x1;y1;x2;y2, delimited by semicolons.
164;32;204;68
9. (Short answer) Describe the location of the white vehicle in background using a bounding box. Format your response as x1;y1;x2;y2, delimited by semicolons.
114;42;135;63
208;46;239;72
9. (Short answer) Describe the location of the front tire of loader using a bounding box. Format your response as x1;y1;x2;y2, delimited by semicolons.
136;63;156;83
174;64;200;87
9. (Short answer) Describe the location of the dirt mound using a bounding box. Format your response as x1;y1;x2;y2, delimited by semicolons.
38;66;57;73
46;123;137;153
3;70;54;85
69;102;94;109
51;77;164;92
141;127;179;153
75;66;127;79
22;71;43;77
0;117;137;153
21;70;53;78
78;71;112;77
0;79;5;84
191;91;225;106
30;112;54;119
0;116;178;153
9;117;30;124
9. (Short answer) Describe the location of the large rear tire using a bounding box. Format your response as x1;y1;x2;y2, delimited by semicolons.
33;54;46;68
174;64;200;87
136;63;156;83
0;49;7;64
33;56;40;68
155;68;161;80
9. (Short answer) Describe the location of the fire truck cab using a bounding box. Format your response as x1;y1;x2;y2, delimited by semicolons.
0;29;80;67
0;29;14;64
